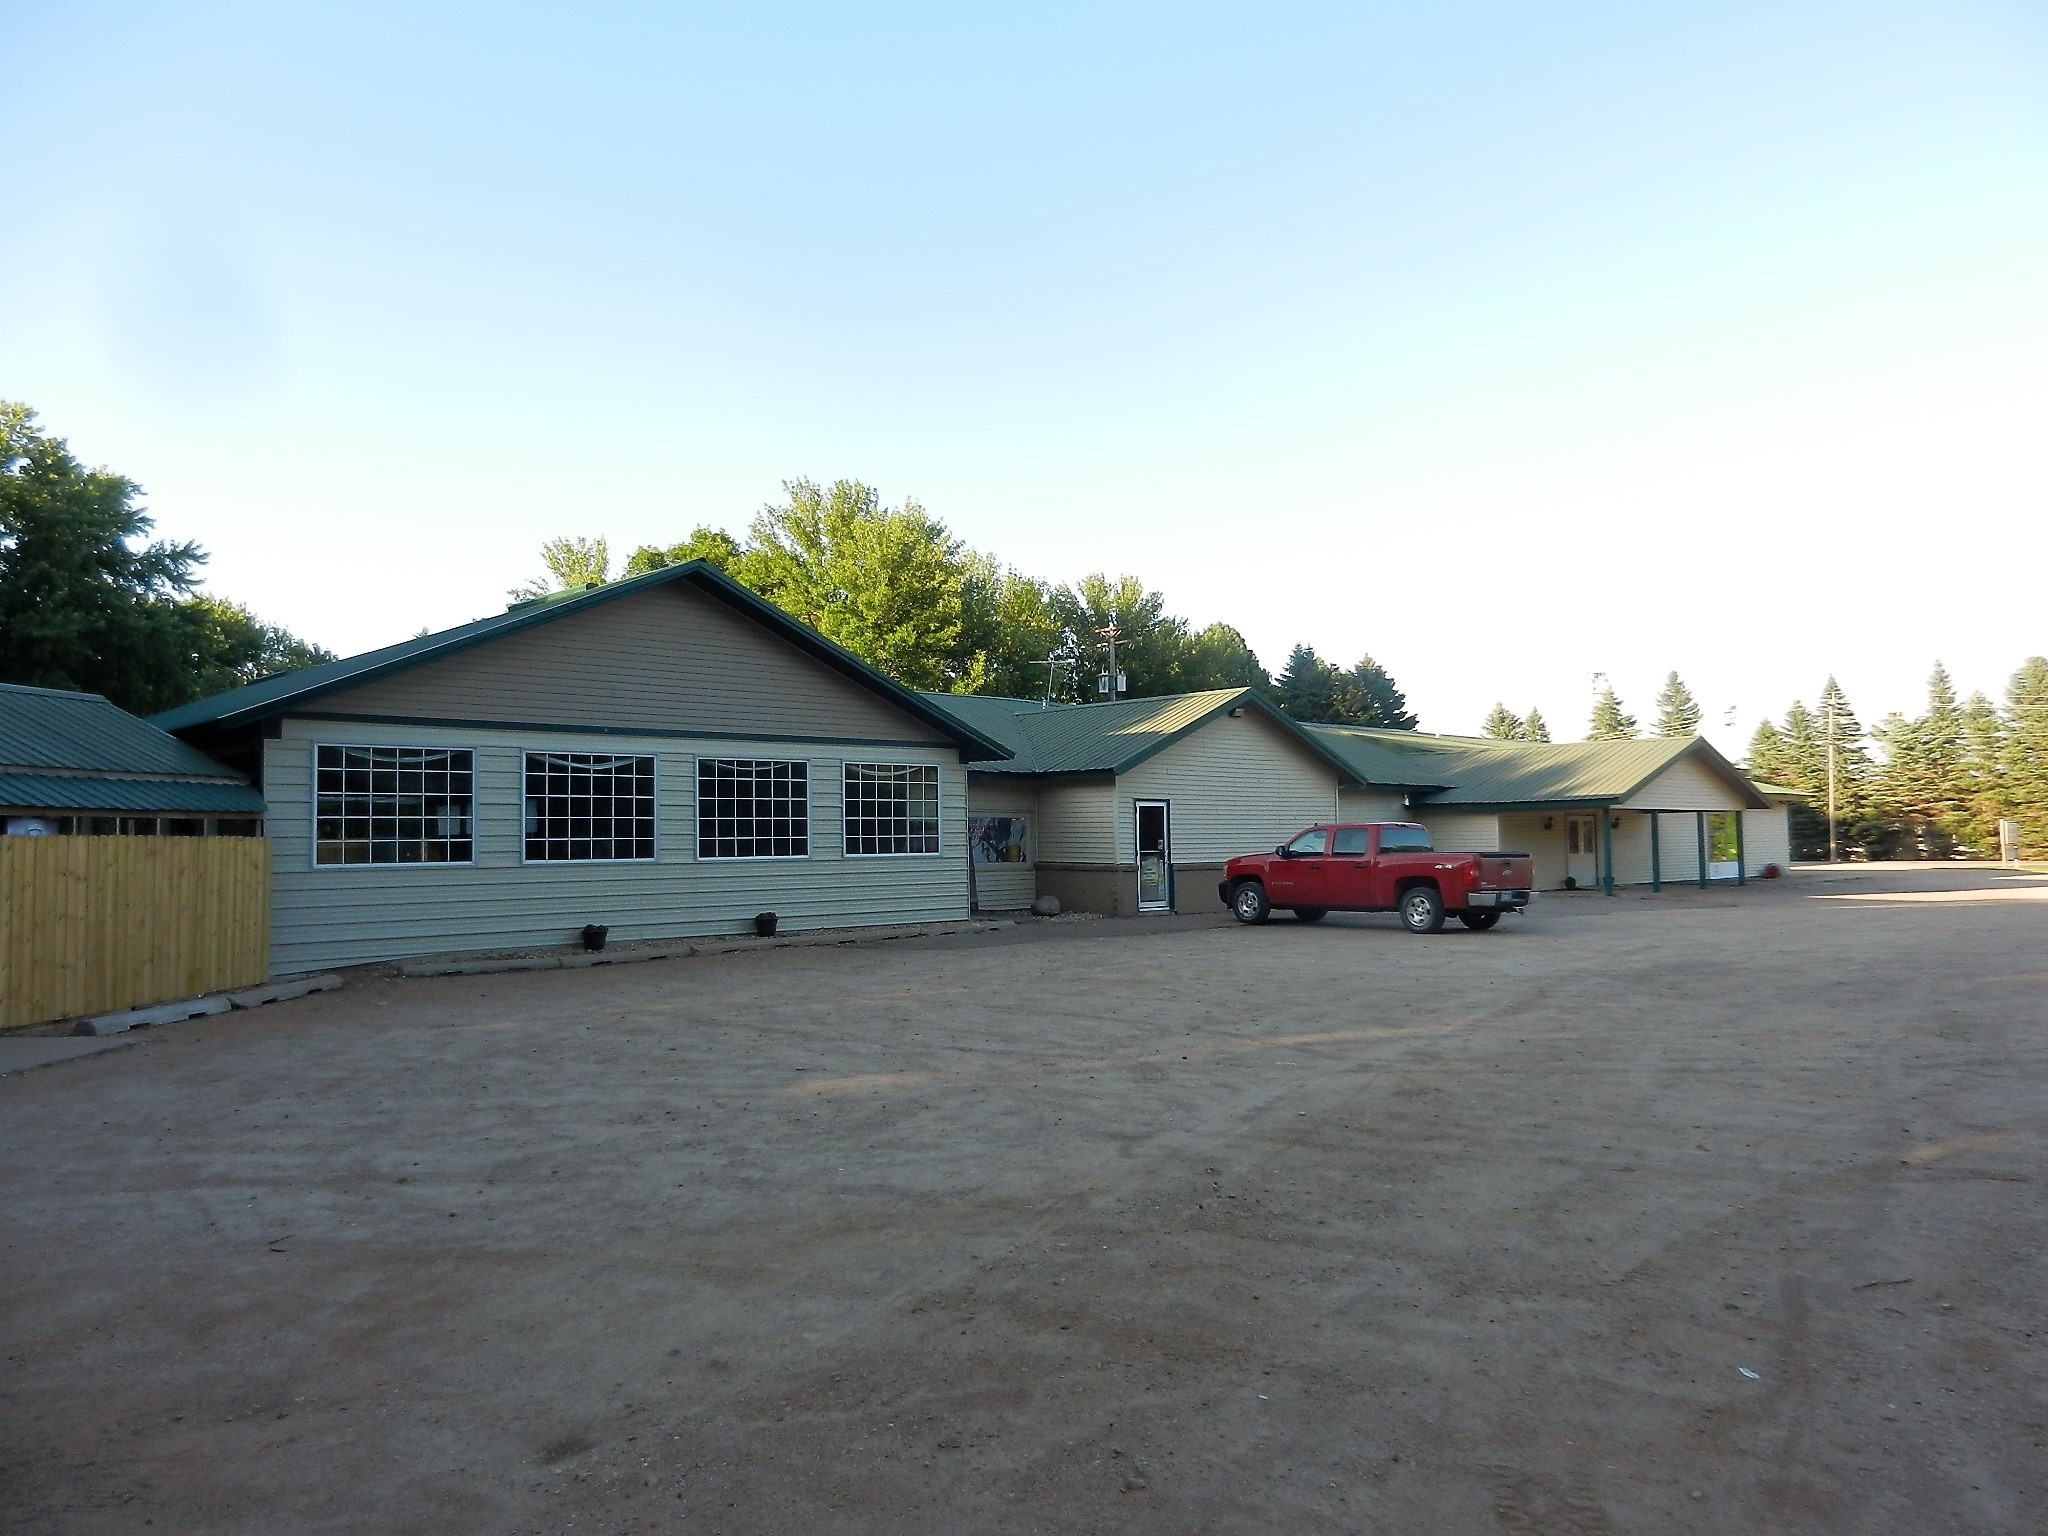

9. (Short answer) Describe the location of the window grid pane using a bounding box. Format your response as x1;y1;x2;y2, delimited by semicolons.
523;753;657;862
843;763;940;856
697;759;809;858
314;745;474;865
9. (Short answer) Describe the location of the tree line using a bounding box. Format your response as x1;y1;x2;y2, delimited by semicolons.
1747;663;2048;861
1482;663;2048;861
0;404;333;714
517;477;1420;726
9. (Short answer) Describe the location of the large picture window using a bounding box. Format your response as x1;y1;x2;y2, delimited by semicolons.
844;763;941;856
524;752;656;862
697;759;808;859
315;745;474;865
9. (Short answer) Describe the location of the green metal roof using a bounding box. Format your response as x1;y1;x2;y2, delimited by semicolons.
918;688;1373;782
0;772;266;815
148;563;1013;762
0;683;252;780
1308;724;1769;810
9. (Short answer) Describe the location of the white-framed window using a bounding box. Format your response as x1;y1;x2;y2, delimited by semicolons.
697;758;809;859
314;745;474;865
523;752;656;862
844;762;941;856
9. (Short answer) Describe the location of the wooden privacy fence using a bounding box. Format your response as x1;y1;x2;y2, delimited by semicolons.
0;836;270;1028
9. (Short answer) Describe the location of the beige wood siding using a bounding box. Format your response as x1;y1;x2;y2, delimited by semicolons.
265;721;966;972
1620;755;1751;812
966;779;1039;910
1036;778;1117;865
1338;790;1408;822
1414;811;1501;852
1115;711;1340;864
319;583;949;746
1744;807;1792;875
1497;813;1568;890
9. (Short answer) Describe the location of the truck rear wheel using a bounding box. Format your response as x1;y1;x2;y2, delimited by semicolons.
1230;882;1271;925
1459;910;1502;930
1399;885;1445;934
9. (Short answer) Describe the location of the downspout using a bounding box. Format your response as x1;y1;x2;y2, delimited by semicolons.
1696;811;1708;889
1650;812;1662;893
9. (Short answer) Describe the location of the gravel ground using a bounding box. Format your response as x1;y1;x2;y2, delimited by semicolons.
3;864;2044;1534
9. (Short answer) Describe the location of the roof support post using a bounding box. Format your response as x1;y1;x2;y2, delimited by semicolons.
1696;811;1708;889
1735;809;1747;886
1650;812;1662;892
1601;806;1615;896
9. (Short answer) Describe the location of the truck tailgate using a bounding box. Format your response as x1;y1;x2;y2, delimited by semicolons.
1473;853;1533;889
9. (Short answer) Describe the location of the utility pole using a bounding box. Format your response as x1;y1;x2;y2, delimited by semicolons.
1097;620;1124;701
1826;692;1838;864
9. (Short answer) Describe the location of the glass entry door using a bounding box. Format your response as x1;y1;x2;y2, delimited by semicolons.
1134;800;1172;912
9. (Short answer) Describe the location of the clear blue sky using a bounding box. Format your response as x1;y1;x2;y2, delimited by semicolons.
4;1;2045;747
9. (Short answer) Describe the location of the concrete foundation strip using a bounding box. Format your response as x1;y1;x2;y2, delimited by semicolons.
396;920;1017;978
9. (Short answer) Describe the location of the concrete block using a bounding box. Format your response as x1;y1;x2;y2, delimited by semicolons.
74;995;233;1036
226;974;344;1009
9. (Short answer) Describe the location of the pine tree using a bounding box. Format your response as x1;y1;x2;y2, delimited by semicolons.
1275;644;1339;721
1334;655;1418;730
1746;720;1792;785
1520;708;1551;743
1812;676;1884;855
1957;690;2006;852
1653;671;1701;737
1587;685;1637;741
1482;703;1523;739
1877;663;1966;856
1999;657;2048;859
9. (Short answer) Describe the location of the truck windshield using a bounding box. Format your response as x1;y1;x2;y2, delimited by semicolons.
1378;826;1433;853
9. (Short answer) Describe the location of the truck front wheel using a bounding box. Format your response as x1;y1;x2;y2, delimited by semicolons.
1399;885;1445;934
1230;882;1271;925
1458;910;1502;930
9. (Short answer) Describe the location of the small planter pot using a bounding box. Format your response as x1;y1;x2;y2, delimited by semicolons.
753;911;779;938
580;924;609;952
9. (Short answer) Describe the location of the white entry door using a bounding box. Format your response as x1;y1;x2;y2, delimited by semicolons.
1565;815;1601;888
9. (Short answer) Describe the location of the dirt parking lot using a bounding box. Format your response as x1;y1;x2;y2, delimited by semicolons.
4;866;2045;1534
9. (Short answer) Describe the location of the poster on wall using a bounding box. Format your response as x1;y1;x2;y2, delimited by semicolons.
969;815;1030;865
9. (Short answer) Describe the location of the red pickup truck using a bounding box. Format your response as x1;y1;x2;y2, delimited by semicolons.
1219;823;1534;933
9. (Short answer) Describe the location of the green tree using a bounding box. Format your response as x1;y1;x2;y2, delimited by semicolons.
1653;670;1701;737
622;526;746;579
1520;707;1551;743
1587;684;1637;741
1333;656;1417;729
745;479;976;691
1956;690;2006;852
1482;703;1523;739
0;403;200;713
1999;657;2048;859
957;558;1067;699
510;536;611;601
1050;574;1189;701
1175;622;1270;694
1274;645;1339;721
1876;663;1966;857
177;595;336;697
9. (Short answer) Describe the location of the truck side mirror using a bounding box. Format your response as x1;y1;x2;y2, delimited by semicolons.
1275;845;1288;857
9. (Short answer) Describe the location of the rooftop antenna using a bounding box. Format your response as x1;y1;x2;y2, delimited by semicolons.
1032;656;1067;708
